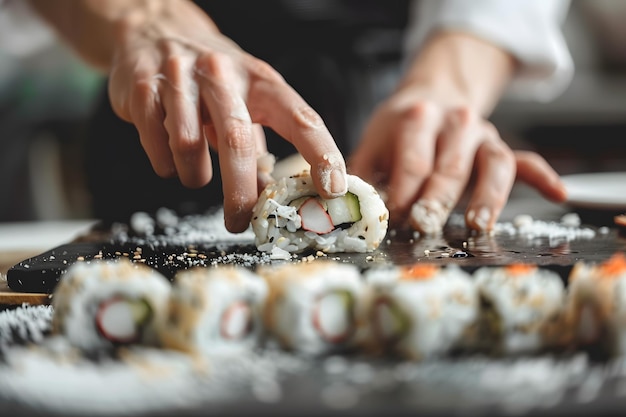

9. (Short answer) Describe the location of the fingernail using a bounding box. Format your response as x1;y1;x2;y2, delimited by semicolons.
468;206;492;231
410;199;448;235
329;168;347;195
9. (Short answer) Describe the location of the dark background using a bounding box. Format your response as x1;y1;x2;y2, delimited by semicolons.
0;0;624;222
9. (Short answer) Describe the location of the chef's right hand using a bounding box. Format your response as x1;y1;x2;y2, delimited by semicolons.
107;1;347;232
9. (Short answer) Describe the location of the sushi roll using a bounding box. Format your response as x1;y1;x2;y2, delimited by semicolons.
257;260;367;356
251;170;389;254
51;259;171;351
564;253;626;356
364;263;478;361
471;264;566;355
159;265;268;355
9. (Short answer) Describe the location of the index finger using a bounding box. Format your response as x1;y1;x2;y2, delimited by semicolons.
246;63;347;198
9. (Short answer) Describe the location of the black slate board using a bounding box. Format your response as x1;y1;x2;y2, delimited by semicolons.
6;214;626;294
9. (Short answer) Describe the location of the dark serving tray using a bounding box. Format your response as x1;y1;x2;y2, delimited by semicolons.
7;213;626;294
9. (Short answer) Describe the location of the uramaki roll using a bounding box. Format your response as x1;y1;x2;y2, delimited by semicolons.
251;171;389;254
52;259;171;351
257;260;368;356
159;265;268;355
471;263;566;355
564;253;626;356
364;263;478;361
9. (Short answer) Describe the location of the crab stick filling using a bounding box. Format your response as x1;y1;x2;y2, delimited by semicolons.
95;296;152;344
312;290;355;344
291;193;362;234
220;301;253;340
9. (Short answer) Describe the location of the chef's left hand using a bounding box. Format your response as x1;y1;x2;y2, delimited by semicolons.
348;31;568;234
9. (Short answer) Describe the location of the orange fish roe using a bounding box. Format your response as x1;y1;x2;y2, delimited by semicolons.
598;252;626;278
400;264;440;280
504;263;537;276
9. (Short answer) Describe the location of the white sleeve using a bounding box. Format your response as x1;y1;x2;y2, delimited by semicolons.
0;0;55;57
404;0;574;102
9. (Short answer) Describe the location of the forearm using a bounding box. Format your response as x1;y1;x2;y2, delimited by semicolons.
25;0;215;72
399;30;516;116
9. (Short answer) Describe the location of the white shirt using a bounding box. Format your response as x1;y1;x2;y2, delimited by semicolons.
406;0;574;102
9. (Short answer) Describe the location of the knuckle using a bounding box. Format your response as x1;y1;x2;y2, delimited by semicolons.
131;79;156;104
401;101;438;122
164;54;185;74
449;106;478;128
483;141;516;164
292;106;325;130
168;130;204;155
128;68;157;101
248;57;283;83
223;123;254;152
196;51;231;80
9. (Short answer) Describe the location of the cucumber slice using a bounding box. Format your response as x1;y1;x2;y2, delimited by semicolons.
129;298;153;326
373;297;410;345
326;192;362;226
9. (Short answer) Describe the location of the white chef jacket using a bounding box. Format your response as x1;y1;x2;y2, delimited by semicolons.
406;0;574;102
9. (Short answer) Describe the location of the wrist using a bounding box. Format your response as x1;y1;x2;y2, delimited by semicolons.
400;30;516;115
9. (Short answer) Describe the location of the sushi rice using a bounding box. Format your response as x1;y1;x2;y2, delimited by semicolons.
251;171;389;254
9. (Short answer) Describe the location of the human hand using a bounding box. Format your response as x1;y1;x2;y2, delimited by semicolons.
107;1;347;232
349;31;567;235
348;86;568;234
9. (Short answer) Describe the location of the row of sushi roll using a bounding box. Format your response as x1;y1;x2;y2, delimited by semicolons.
51;252;626;360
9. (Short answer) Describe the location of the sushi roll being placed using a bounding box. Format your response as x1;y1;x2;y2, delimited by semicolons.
364;263;478;361
257;260;367;356
251;171;389;254
52;259;171;351
564;253;626;356
471;264;566;355
159;265;268;355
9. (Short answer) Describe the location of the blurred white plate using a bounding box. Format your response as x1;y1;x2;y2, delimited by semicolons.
562;172;626;211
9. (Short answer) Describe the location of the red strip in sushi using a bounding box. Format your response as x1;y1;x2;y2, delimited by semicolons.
312;290;356;344
220;301;253;340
